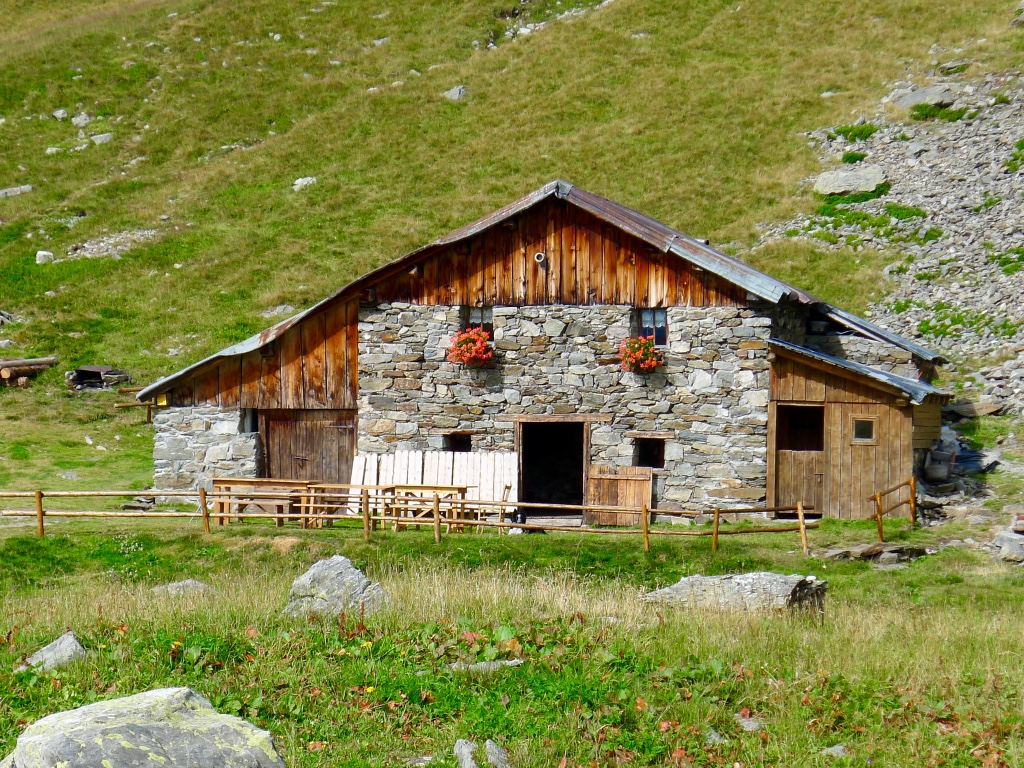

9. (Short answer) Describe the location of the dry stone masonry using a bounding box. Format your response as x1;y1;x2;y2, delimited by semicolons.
153;406;259;491
357;302;771;508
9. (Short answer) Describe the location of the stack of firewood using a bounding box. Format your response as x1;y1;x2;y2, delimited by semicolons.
0;356;57;387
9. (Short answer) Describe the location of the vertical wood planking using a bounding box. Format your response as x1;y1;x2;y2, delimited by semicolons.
218;359;241;408
240;351;261;408
301;312;328;408
278;326;304;409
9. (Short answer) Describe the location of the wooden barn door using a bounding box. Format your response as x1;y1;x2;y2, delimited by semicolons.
772;404;825;514
260;409;356;483
585;466;653;526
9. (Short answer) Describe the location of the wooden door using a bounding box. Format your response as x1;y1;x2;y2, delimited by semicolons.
585;465;653;526
260;409;356;483
775;450;824;513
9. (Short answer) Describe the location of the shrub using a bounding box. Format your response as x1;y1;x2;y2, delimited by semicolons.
884;203;926;220
619;336;664;373
842;151;866;163
910;104;968;122
833;123;878;142
447;327;494;366
1005;139;1024;173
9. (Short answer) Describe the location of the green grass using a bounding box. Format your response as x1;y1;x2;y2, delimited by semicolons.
884;202;927;220
831;123;878;142
909;103;969;122
840;150;865;163
990;247;1024;276
1;519;1023;767
1005;139;1024;172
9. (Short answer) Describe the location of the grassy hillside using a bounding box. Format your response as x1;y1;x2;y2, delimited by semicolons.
0;0;1020;488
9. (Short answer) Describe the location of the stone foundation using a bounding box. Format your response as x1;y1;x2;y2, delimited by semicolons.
153;406;260;491
357;303;771;508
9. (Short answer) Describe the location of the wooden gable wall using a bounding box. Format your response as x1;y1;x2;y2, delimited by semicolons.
168;298;359;410
770;356;905;406
365;199;748;307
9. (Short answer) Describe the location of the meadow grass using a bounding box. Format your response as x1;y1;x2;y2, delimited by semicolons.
1;521;1023;767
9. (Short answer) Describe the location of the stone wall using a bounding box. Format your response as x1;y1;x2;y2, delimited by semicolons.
357;303;772;509
153;405;260;491
804;334;920;379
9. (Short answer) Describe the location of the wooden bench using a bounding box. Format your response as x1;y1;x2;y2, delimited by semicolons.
211;478;311;527
304;484;397;528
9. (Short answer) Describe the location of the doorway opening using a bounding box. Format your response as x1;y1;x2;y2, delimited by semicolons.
519;421;585;515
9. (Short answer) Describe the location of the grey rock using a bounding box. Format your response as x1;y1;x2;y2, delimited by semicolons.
894;84;956;109
57;471;80;480
443;85;467;101
994;530;1024;562
484;740;510;768
403;758;434;767
0;687;285;768
259;304;295;319
454;740;478;768
704;728;726;746
449;659;524;674
151;578;209;597
822;542;930;562
0;340;15;350
52;109;68;121
733;712;764;732
90;133;112;145
0;185;32;199
813;166;886;196
71;112;92;128
35;251;54;265
643;572;827;612
15;631;86;674
281;555;389;618
292;176;317;192
373;37;389;46
822;744;848;758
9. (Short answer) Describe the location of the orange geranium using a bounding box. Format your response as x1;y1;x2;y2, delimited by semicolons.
447;326;495;366
619;336;664;373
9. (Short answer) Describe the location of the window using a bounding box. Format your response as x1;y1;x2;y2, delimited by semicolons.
634;438;666;469
634;308;668;346
461;306;493;335
240;409;258;434
776;405;824;452
852;416;877;444
443;433;473;452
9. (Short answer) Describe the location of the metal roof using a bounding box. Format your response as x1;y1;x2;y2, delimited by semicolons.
769;338;952;405
139;180;943;401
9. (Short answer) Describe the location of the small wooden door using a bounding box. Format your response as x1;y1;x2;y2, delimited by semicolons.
775;451;824;513
260;409;356;483
585;465;653;526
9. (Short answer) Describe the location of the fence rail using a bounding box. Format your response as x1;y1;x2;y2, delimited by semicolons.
868;477;918;542
0;487;818;555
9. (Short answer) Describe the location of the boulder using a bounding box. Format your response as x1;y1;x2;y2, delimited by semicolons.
281;555;388;618
813;166;886;196
90;133;113;145
292;176;316;192
151;579;209;597
52;109;68;121
15;631;86;673
453;740;478;768
994;530;1024;563
484;741;511;768
70;113;92;128
449;659;523;674
35;251;54;265
642;572;827;612
0;687;285;768
443;85;467;101
894;84;957;109
821;542;932;562
0;185;32;199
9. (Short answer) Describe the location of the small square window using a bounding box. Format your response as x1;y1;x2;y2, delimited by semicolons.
853;419;874;441
461;306;493;335
634;308;668;346
634;438;665;469
240;409;258;434
443;433;473;452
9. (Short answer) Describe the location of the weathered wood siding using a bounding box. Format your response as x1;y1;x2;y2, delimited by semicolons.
365;199;748;307
912;402;942;449
769;356;913;520
168;298;359;410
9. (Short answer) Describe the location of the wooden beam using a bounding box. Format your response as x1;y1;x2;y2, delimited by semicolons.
505;413;612;423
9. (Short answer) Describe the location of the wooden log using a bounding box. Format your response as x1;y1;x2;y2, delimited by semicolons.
908;476;918;525
433;493;441;544
200;487;210;534
641;503;650;553
796;501;809;556
874;492;885;543
1;357;57;379
362;489;371;541
35;490;44;538
712;508;721;552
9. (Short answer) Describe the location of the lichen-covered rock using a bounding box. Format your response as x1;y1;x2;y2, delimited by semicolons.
151;579;210;597
281;555;389;618
0;687;284;768
15;631;86;673
813;165;886;196
642;572;827;612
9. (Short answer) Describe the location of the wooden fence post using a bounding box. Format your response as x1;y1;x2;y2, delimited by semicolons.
874;492;885;543
200;487;210;534
908;476;918;525
35;490;44;538
641;504;650;553
361;489;371;542
432;493;441;544
796;500;809;556
712;508;721;552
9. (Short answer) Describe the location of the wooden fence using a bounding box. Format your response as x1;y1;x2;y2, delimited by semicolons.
0;487;819;554
869;477;918;543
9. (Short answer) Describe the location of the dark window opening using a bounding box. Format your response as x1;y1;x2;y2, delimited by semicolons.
634;438;666;469
853;419;875;441
461;306;493;335
443;433;473;452
520;421;585;513
776;405;825;452
633;308;668;346
240;409;258;434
